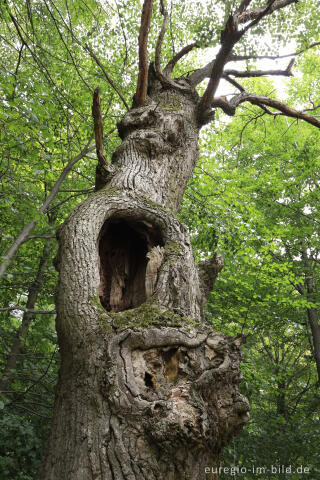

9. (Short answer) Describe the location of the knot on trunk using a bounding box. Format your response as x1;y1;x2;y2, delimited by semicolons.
197;253;224;305
105;327;249;455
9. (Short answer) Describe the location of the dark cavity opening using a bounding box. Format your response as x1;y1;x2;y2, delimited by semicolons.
98;218;163;312
144;371;154;389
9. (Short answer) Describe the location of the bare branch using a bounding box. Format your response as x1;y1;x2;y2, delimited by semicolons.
196;0;300;124
188;60;214;86
229;41;320;61
211;91;320;128
240;0;276;35
85;44;129;111
223;75;245;92
164;42;199;76
0;306;56;314
134;0;154;107
198;15;243;117
155;0;169;75
224;59;295;78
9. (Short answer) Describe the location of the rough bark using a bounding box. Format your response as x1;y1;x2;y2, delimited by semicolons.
43;78;249;479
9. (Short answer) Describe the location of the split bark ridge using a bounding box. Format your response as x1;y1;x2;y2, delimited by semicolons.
43;0;320;478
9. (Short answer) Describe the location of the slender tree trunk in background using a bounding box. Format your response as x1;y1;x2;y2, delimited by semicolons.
301;250;320;385
42;78;249;479
307;307;320;384
0;243;51;394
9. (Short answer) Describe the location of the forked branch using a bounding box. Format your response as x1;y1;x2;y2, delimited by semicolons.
238;0;299;24
229;41;320;61
189;59;295;87
197;0;299;124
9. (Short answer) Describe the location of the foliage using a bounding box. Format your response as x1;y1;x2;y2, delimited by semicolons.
1;0;320;478
182;74;320;477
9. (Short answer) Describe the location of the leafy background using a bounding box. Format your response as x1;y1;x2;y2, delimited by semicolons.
0;1;319;478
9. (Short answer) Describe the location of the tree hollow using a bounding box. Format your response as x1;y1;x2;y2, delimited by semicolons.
98;217;163;312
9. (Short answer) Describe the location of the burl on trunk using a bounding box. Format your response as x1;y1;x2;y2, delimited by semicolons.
42;77;249;480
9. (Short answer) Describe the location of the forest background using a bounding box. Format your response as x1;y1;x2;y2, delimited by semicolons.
0;0;319;478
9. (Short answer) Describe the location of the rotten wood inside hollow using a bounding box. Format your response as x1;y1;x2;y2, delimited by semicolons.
98;217;163;312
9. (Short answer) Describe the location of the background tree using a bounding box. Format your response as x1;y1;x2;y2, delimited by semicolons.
1;1;320;479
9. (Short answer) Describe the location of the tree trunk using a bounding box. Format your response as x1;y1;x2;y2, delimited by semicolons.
42;79;249;479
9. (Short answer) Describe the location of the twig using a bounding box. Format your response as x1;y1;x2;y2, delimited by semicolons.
0;138;93;279
85;44;129;110
0;305;56;314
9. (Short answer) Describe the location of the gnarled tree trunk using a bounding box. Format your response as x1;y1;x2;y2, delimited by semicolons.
43;78;249;479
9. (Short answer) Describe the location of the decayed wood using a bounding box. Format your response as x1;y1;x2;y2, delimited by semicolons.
145;245;165;298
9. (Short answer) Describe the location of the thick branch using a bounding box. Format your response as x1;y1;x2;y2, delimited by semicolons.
85;44;129;110
238;0;299;24
134;0;153;107
188;60;214;86
240;0;276;35
190;59;294;87
198;15;242;115
224;59;295;78
197;0;299;124
236;0;254;15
